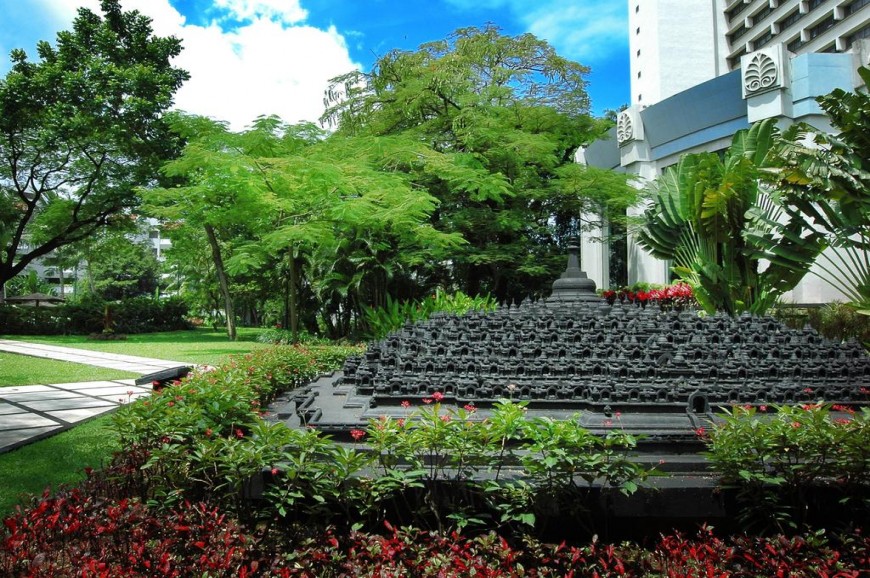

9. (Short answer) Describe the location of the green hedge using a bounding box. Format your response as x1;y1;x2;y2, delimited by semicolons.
0;296;190;335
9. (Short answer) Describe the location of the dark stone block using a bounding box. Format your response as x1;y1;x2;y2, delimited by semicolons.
135;366;192;389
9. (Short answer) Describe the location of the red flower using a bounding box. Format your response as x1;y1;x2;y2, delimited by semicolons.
694;427;707;438
463;403;477;413
350;429;366;441
235;429;244;438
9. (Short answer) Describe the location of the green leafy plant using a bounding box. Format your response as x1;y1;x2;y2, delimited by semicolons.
638;119;826;315
363;288;497;339
704;403;870;532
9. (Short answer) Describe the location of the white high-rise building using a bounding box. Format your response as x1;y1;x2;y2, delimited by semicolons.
628;0;728;106
630;0;870;107
579;0;870;302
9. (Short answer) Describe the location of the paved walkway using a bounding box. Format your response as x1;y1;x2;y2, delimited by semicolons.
0;340;190;453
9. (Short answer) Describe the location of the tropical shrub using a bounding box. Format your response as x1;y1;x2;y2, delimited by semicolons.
703;403;870;531
601;283;696;310
637;119;826;316
0;296;190;335
362;288;498;339
773;302;870;347
763;66;870;314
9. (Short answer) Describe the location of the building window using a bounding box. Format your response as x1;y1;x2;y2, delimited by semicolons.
726;0;751;23
753;29;776;48
729;24;749;44
787;36;805;51
779;8;805;29
808;15;835;39
846;0;870;16
753;5;774;22
808;0;826;10
728;47;747;70
845;23;870;48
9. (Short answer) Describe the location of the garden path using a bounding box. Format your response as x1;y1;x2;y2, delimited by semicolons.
0;339;188;453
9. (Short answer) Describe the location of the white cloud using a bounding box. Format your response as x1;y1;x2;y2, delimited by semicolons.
26;0;359;130
443;0;627;64
212;0;308;26
522;3;627;63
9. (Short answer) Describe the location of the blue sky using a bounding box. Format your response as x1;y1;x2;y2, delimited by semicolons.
0;0;630;129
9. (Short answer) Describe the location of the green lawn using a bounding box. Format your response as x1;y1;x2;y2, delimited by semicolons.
0;352;139;386
0;415;119;517
0;328;273;516
1;327;272;367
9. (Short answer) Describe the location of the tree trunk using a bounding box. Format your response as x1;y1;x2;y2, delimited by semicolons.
204;223;237;341
289;253;299;343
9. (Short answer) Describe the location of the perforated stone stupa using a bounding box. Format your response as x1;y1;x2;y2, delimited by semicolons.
271;245;870;438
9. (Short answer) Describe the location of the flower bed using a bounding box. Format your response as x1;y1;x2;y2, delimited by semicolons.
2;342;868;575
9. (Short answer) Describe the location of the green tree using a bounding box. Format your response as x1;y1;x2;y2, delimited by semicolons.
637;119;825;315
87;232;160;301
0;0;187;296
148;115;461;340
322;25;636;302
763;66;870;312
145;115;280;340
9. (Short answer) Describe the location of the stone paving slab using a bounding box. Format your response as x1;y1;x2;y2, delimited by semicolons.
0;426;63;450
0;339;189;374
0;338;173;453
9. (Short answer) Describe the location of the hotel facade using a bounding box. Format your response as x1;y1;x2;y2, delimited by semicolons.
579;0;869;302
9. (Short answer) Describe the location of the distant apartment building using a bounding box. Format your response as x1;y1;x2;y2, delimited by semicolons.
19;219;170;297
579;0;870;302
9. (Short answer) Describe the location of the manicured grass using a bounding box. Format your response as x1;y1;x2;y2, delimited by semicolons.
2;327;272;367
0;352;138;387
0;415;119;517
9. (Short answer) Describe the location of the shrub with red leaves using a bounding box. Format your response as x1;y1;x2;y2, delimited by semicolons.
2;491;867;577
1;490;260;577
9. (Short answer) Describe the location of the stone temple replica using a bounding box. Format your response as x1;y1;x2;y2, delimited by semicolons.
270;246;870;441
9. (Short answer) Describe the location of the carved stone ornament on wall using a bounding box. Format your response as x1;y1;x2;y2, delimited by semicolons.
616;111;634;145
743;51;779;96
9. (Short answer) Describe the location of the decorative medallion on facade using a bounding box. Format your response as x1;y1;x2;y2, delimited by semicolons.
616;112;634;145
741;46;787;98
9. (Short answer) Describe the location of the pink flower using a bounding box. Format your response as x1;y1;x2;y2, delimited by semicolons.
235;429;244;438
271;467;279;476
791;422;801;429
802;387;814;394
759;405;767;412
440;414;451;423
432;391;445;402
694;427;707;438
396;419;405;427
603;419;613;427
614;411;622;418
463;403;477;413
422;397;433;405
401;400;411;408
350;429;366;441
